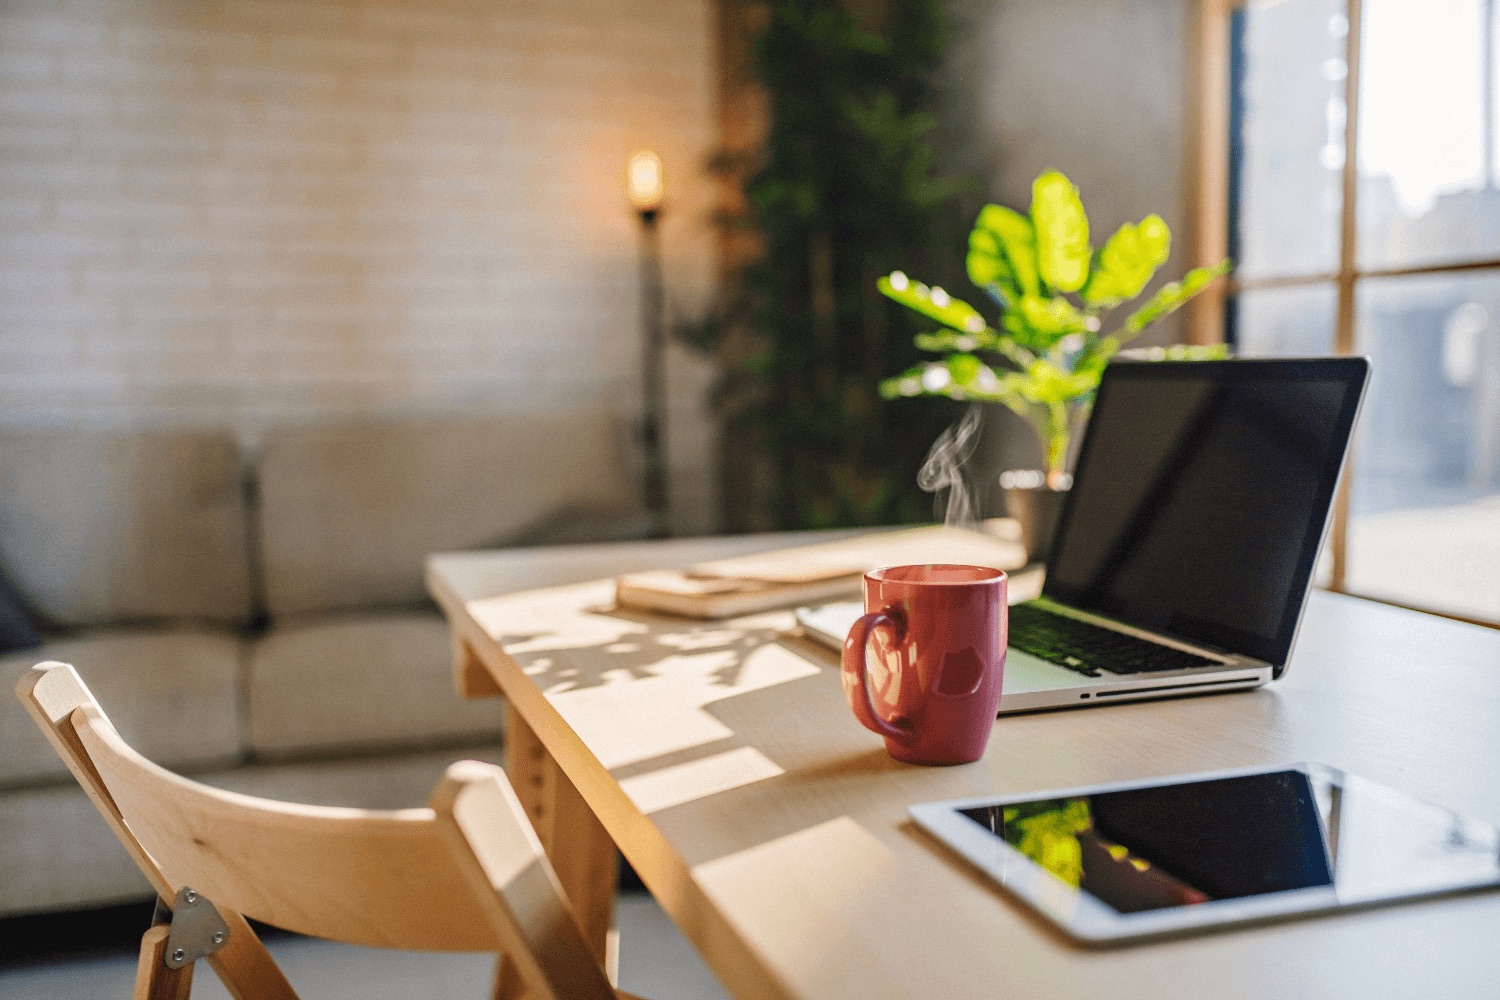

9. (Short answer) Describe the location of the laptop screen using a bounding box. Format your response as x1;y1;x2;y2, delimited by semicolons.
1042;358;1368;667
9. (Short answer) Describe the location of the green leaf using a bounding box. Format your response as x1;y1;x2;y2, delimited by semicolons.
969;367;1036;421
1072;336;1121;382
1017;295;1087;337
879;364;929;399
1082;214;1171;306
946;352;982;385
1000;311;1033;347
1119;259;1233;338
1016;357;1098;408
914;329;993;353
1116;343;1233;361
877;273;990;335
967;204;1038;299
1031;171;1091;293
1000;294;1088;354
881;356;1034;422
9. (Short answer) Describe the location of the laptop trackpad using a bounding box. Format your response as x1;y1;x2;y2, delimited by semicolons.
1001;649;1093;695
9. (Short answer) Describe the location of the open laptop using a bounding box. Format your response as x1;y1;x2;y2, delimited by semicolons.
798;357;1371;713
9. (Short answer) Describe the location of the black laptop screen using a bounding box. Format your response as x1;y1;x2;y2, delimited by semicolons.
1042;358;1368;667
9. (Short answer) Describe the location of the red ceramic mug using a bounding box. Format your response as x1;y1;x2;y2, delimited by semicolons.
840;564;1007;765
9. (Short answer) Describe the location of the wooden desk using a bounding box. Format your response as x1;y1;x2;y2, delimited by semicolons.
429;536;1500;999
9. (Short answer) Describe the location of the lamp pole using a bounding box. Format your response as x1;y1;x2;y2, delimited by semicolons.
628;151;669;538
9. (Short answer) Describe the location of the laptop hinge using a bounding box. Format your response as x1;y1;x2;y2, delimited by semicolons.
1028;595;1239;662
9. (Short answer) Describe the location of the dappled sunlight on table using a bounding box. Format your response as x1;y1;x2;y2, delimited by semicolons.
471;580;824;776
620;746;786;815
543;640;820;771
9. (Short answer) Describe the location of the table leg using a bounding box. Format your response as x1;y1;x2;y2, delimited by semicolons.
453;635;503;699
504;702;619;980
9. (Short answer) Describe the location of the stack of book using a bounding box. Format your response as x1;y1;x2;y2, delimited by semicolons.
615;522;1027;619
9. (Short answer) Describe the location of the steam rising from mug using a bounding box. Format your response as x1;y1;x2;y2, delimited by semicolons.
917;404;982;527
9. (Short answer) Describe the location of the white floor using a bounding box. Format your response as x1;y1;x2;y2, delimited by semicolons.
0;894;730;1000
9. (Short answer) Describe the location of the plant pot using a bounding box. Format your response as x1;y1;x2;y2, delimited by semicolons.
1001;478;1069;565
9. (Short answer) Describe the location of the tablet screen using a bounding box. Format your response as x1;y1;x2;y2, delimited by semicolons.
959;770;1331;913
915;764;1500;943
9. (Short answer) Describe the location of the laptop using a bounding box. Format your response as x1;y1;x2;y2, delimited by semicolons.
797;356;1371;713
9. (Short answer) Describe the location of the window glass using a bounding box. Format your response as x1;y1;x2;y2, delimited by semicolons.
1347;273;1500;620
1357;0;1500;270
1233;283;1339;589
1233;284;1338;357
1233;0;1346;279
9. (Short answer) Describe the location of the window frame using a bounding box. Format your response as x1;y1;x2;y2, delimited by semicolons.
1190;0;1500;626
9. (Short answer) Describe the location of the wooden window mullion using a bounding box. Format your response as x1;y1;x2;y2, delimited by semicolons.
1327;0;1364;591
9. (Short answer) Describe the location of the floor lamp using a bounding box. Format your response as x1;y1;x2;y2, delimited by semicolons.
627;150;669;537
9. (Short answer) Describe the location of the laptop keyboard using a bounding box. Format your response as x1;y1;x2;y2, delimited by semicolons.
1007;603;1220;677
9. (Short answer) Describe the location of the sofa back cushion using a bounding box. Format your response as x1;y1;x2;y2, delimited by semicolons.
0;627;244;788
257;410;635;618
0;427;254;628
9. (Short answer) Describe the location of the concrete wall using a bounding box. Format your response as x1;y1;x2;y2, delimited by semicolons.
942;0;1191;284
940;0;1194;473
0;0;720;534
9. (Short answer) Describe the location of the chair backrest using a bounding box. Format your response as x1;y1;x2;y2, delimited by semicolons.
17;661;615;1000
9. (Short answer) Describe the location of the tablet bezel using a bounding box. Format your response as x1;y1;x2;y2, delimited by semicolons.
909;762;1500;946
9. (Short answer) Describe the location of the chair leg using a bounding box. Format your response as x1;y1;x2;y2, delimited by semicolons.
203;909;300;1000
134;925;193;1000
491;953;530;1000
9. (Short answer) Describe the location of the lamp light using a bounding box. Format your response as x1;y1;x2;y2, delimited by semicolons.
627;150;669;536
626;150;665;215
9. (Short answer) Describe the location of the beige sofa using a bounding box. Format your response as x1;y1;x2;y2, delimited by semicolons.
0;410;641;917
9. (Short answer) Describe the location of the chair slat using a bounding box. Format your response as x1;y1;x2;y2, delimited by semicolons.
18;663;300;1000
74;703;502;953
16;660;630;1000
433;761;617;1000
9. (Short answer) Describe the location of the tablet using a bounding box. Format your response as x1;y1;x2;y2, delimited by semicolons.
910;763;1500;945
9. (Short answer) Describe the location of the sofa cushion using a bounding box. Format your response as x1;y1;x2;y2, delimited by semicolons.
0;782;153;916
0;426;254;628
245;611;503;758
0;627;243;788
257;411;637;618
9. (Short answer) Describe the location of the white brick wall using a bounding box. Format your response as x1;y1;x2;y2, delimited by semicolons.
0;0;721;534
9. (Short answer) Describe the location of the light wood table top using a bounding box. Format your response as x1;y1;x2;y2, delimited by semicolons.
429;535;1500;1000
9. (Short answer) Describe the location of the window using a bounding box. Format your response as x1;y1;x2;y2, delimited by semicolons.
1200;0;1500;624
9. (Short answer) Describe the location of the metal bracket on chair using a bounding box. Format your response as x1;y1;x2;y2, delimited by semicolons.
154;886;231;969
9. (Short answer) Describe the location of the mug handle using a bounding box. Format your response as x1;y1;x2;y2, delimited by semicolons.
841;612;915;744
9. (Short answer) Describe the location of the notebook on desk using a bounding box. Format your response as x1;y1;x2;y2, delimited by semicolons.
798;357;1371;714
615;522;1027;619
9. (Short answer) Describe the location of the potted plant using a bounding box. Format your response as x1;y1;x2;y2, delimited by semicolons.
878;169;1231;558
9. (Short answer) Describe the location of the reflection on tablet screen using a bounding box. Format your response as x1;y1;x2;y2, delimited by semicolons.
959;770;1333;913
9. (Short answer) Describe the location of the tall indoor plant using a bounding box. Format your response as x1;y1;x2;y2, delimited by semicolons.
880;170;1231;490
695;0;968;531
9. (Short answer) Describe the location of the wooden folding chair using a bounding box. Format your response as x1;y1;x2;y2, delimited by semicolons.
17;660;643;1000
